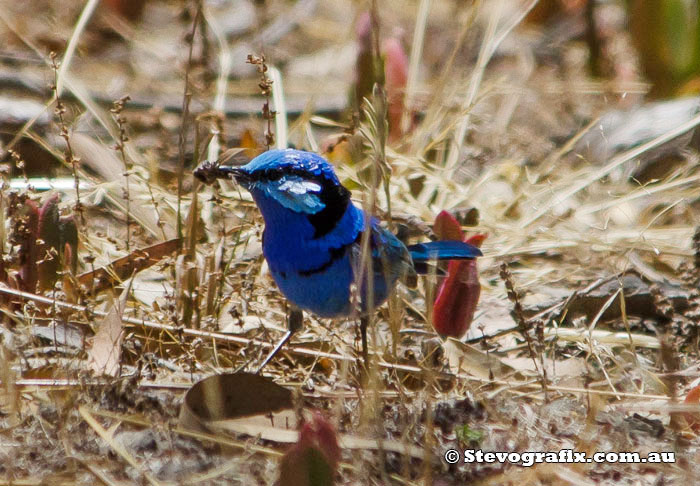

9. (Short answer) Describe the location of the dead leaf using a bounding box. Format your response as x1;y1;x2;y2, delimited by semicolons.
522;271;690;323
179;373;427;459
443;338;518;381
78;238;180;294
71;133;172;238
179;372;293;432
87;279;132;376
240;129;263;159
32;322;85;348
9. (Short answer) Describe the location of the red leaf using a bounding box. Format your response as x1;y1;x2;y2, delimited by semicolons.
464;233;487;248
433;260;480;339
432;210;486;339
684;384;700;432
433;210;464;241
383;37;409;141
17;199;40;293
278;412;340;486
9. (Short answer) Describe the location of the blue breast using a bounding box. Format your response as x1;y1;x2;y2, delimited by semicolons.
268;245;395;318
253;190;363;273
270;253;354;317
251;189;402;317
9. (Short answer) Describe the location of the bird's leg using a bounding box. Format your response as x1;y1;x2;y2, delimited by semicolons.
360;316;369;368
256;306;304;374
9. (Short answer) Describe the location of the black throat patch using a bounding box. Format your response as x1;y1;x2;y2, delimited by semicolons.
246;166;351;239
307;183;350;238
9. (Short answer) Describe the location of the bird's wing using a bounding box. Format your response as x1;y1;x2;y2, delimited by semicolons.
348;221;414;285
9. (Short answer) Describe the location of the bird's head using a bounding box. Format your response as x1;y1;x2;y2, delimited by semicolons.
227;149;352;237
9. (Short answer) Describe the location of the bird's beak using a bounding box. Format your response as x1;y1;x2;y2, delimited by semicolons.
217;166;252;187
227;167;249;183
193;162;251;186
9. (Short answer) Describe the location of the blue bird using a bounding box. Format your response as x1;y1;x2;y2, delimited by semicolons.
195;149;482;369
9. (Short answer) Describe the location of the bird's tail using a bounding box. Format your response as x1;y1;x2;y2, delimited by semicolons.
408;240;482;274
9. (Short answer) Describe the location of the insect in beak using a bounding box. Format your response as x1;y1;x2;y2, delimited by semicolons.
193;162;250;186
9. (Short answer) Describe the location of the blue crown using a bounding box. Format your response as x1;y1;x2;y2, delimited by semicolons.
243;149;341;185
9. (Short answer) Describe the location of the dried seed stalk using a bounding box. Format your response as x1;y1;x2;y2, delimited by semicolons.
247;54;275;149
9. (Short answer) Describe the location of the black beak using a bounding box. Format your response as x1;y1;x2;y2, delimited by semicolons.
220;166;249;184
194;162;249;186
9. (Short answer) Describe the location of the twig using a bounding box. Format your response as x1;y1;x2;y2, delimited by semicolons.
500;262;548;396
50;53;84;226
110;96;132;252
402;0;431;134
8;150;28;185
203;5;231;163
55;0;100;97
246;54;275;149
177;0;202;242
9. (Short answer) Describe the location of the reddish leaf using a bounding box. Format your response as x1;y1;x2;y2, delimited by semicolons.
383;37;409;141
432;211;485;339
433;210;463;241
684;384;700;432
12;194;80;293
353;12;413;141
59;214;78;274
16;199;40;293
526;0;585;24
464;233;486;248
278;412;340;486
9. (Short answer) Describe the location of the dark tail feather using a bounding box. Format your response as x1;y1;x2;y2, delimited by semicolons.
412;262;448;275
408;240;482;269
